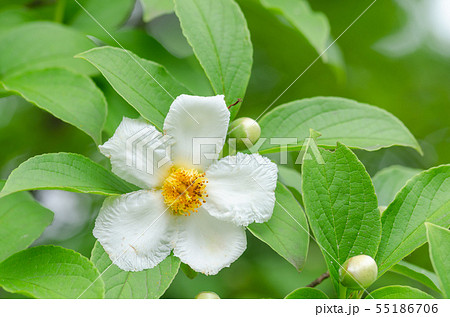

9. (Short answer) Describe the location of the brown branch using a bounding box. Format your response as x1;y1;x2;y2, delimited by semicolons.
306;272;330;288
227;98;242;109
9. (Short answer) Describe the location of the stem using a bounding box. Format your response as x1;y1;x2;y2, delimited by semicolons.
54;0;66;23
227;98;242;110
306;272;330;288
339;285;347;299
356;290;364;299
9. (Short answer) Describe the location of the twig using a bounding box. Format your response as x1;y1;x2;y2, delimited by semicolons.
228;98;242;109
306;272;330;288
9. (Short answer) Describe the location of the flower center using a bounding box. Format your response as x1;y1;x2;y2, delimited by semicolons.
161;167;208;216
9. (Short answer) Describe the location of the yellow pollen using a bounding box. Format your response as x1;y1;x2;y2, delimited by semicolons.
161;167;208;216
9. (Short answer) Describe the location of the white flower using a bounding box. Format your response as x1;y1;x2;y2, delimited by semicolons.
94;94;278;275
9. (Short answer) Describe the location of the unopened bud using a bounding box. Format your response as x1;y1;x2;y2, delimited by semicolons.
339;255;378;289
228;117;261;150
195;291;220;299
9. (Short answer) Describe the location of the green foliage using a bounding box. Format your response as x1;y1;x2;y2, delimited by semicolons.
369;286;433;299
258;97;422;154
259;0;346;76
0;0;448;300
0;180;53;262
372;165;422;207
426;223;450;298
78;46;188;131
0;246;104;299
0;22;96;77
99;77;140;136
376;165;450;276
301;143;381;289
277;166;301;192
276;165;302;202
260;0;329;57
258;0;345;80
390;261;441;293
2;68;106;144
180;263;199;280
91;242;180;299
140;0;174;22
174;0;253;117
0;6;37;35
248;183;309;271
0;153;138;198
285;287;328;299
68;0;135;38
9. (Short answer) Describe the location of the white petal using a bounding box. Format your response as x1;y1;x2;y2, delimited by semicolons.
204;153;278;226
163;95;230;170
173;208;246;275
99;117;172;189
93;190;176;272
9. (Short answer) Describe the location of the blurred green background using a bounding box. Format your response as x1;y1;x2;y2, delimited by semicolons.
0;0;448;298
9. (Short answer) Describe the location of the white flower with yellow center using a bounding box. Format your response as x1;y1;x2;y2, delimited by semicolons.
94;94;278;275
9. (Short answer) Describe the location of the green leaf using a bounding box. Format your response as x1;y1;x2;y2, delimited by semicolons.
69;0;135;37
369;286;433;299
259;1;344;77
426;223;450;298
278;165;303;202
0;6;36;36
260;0;329;58
140;0;174;22
99;77;139;136
0;246;104;299
0;153;138;198
277;165;302;195
376;165;450;276
324;41;346;82
180;263;199;280
78;46;188;131
390;261;441;293
373;165;422;207
0;21;96;77
174;0;253;117
1;68;106;144
285;287;329;299
248;182;309;271
257;97;422;154
301;143;381;288
91;241;180;299
0;180;53;262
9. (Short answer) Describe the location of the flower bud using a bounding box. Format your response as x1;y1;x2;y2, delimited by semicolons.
339;255;378;289
195;291;220;299
228;117;261;150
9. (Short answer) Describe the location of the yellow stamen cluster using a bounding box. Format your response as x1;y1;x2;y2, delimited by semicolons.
162;167;208;216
